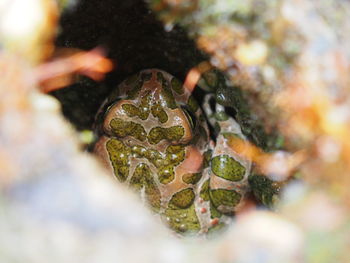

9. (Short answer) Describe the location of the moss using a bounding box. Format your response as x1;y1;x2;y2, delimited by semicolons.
248;174;280;207
201;69;219;90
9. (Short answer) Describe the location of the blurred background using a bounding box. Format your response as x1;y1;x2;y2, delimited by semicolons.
1;0;350;262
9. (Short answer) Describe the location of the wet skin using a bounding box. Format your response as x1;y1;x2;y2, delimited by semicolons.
94;69;251;235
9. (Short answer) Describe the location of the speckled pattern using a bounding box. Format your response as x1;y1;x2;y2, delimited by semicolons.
94;69;251;235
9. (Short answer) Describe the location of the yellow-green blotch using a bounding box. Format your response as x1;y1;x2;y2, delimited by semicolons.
110;118;147;141
148;126;185;144
157;72;177;109
126;80;143;100
211;155;245;181
158;145;185;184
129;163;161;212
151;103;168;123
122;92;151;120
164;203;200;233
182;173;202;184
202;149;212;168
164;188;200;233
168;188;195;209
125;72;152;99
199;179;222;219
106;138;131;182
200;179;210;201
210;189;241;212
158;165;175;184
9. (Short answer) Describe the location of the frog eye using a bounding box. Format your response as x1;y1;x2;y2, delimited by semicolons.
181;106;197;131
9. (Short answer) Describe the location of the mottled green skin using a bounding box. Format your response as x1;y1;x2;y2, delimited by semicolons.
165;188;200;233
148;126;185;145
200;179;210;201
211;155;246;181
199;180;223;219
106;138;130;182
122;91;151;120
165;203;200;233
156;72;177;109
130;163;161;212
210;189;241;213
151;102;168;123
158;145;185;184
168;188;195;209
110;118;147;142
107;138;185;185
95;69;250;235
126;72;152;100
182;173;202;184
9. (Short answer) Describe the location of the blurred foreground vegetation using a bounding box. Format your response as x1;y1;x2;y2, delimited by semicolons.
1;0;350;262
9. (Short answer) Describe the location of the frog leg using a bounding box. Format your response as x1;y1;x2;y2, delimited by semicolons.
203;94;251;216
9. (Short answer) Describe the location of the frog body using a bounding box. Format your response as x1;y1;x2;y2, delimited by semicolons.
94;69;251;235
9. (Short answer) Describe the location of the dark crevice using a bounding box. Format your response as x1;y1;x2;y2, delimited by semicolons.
52;0;208;130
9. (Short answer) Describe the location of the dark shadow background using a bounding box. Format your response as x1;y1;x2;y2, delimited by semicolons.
51;0;282;206
52;0;207;130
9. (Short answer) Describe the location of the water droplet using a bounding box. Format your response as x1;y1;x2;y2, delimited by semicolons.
179;224;187;232
164;23;174;32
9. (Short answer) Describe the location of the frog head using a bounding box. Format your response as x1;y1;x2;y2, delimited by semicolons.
100;69;198;150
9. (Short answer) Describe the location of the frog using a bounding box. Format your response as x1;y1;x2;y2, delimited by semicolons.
93;69;251;235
